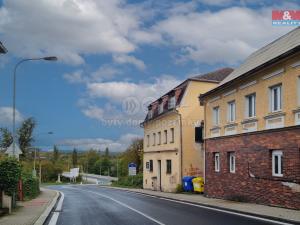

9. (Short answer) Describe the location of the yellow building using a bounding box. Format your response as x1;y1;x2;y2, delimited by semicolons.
200;27;300;209
141;68;233;192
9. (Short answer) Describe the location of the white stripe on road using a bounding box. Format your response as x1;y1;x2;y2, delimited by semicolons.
65;187;165;225
48;212;60;225
101;188;294;225
48;191;64;225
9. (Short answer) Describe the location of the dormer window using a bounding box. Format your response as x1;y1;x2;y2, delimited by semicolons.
148;109;153;119
159;102;164;114
168;96;176;109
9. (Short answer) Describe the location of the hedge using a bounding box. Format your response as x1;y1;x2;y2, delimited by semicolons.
0;157;21;196
112;173;143;188
22;173;40;200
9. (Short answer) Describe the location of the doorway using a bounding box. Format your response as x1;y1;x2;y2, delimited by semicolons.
157;160;161;191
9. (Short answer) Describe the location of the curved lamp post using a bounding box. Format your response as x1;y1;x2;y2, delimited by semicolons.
12;57;57;156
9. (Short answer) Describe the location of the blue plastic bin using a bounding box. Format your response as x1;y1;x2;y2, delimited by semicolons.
182;176;195;192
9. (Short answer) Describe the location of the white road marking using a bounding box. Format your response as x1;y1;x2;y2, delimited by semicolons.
152;197;294;225
56;192;64;211
66;187;165;225
48;212;60;225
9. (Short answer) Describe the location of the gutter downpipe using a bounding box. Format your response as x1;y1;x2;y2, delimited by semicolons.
175;109;183;183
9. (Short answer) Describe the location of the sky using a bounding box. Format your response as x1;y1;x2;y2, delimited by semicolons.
0;0;298;152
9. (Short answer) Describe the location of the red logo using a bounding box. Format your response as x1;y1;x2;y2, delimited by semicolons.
272;10;300;20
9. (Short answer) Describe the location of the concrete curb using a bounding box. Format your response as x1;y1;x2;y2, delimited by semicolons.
101;186;300;224
33;189;60;225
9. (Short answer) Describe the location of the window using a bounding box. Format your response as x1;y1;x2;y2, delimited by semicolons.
158;102;164;114
164;130;168;144
168;96;176;109
146;135;150;147
270;85;282;112
152;133;156;146
158;132;161;145
170;128;174;143
148;109;153;119
229;152;235;173
213;107;220;126
149;160;153;172
227;101;236;122
272;150;283;177
245;94;256;118
195;126;203;143
214;153;220;172
166;160;172;174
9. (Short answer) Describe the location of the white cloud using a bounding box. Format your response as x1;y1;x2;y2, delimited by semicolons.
90;65;122;82
196;0;234;6
57;133;141;152
155;6;294;65
113;54;146;70
63;70;86;84
0;0;155;65
0;107;24;125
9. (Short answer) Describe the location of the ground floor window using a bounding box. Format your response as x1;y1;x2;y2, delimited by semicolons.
149;160;153;172
229;152;235;173
214;153;220;172
272;150;283;177
166;160;172;174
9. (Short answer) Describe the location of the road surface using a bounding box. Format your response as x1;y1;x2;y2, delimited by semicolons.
47;185;294;225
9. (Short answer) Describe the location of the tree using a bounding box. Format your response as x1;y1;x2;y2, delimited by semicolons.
72;148;78;167
18;117;36;157
52;145;59;163
105;147;109;157
0;128;13;149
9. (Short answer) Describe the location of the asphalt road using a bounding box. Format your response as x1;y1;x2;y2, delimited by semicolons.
47;185;294;225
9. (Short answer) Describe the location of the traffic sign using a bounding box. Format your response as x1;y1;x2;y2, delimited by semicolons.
128;162;137;176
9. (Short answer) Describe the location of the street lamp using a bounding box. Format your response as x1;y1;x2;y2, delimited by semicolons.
12;57;57;156
0;41;7;54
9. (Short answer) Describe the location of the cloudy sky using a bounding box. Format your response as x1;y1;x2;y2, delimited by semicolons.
0;0;298;151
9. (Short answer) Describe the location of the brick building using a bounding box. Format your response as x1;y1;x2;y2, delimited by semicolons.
200;27;300;209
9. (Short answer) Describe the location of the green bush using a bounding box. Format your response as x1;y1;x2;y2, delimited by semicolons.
0;157;21;196
112;173;143;188
176;184;183;193
22;173;39;200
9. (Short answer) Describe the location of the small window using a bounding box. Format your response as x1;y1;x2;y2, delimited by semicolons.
146;135;150;147
227;101;236;122
229;152;235;173
213;107;220;126
272;150;283;177
168;96;176;109
170;128;174;143
270;85;282;112
195;126;203;143
145;161;150;170
166;160;172;174
159;102;164;114
245;94;256;118
164;130;168;144
158;132;161;145
149;160;153;172
148;109;153;119
152;133;156;146
214;153;220;172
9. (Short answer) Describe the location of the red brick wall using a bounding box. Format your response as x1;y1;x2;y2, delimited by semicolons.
205;126;300;209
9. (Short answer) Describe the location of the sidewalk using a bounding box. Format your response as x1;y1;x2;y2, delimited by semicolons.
106;186;300;223
0;188;58;225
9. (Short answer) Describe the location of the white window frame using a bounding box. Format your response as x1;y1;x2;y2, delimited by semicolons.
213;107;220;126
214;153;220;172
272;150;283;177
158;132;161;145
152;133;156;146
158;102;164;114
245;94;256;118
227;101;236;122
229;152;235;173
270;84;282;112
168;96;176;109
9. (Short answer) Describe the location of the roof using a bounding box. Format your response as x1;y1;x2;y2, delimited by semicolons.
190;67;234;83
0;41;7;54
200;27;300;99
